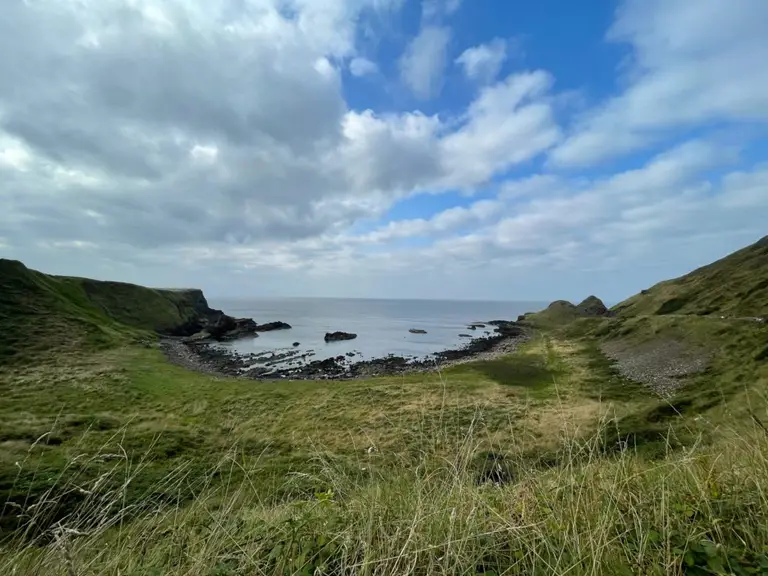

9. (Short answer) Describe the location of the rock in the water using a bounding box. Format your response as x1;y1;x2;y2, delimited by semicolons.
469;323;486;328
467;325;477;330
209;316;260;341
459;333;473;338
409;329;428;334
346;351;356;357
254;321;292;331
325;331;357;342
292;341;300;347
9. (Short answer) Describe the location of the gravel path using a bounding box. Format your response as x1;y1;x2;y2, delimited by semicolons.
601;339;710;396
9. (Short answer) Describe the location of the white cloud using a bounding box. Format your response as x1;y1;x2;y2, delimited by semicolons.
550;0;768;167
439;71;561;187
349;57;379;77
2;0;764;301
422;0;462;21
399;26;451;99
456;38;507;83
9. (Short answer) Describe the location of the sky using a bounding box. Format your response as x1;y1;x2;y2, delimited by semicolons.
1;0;767;302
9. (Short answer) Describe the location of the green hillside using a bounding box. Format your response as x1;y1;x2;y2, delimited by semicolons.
0;259;211;364
2;248;768;574
614;235;768;318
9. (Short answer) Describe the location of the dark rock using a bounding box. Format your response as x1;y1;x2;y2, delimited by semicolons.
409;329;428;334
346;352;356;357
209;316;260;341
469;323;486;328
254;321;292;331
575;295;608;316
325;331;357;342
459;333;473;338
467;325;477;330
292;342;300;347
487;320;525;338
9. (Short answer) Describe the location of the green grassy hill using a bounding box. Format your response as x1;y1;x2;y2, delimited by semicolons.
613;235;768;318
0;259;213;364
522;295;609;328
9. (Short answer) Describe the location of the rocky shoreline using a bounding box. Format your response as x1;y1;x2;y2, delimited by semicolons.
160;322;532;381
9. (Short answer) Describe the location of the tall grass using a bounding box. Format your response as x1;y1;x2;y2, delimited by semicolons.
3;402;768;576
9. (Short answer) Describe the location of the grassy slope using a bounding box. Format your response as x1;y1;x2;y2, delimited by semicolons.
1;250;768;573
0;259;209;364
613;235;768;317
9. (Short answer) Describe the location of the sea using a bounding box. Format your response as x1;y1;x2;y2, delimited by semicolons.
208;297;547;364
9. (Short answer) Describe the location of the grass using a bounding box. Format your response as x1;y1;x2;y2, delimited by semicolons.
3;245;768;574
2;321;767;573
613;235;768;318
3;393;768;575
0;259;210;364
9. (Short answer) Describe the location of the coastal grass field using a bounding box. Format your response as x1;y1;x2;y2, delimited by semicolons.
2;317;768;574
2;238;768;575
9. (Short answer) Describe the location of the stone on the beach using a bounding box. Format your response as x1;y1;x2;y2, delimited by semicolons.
325;331;357;342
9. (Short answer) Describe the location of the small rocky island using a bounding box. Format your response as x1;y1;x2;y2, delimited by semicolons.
324;331;358;342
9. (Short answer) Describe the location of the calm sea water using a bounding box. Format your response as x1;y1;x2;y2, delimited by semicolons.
209;298;546;363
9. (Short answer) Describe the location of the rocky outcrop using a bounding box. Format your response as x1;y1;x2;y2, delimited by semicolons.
254;321;292;332
208;316;259;341
491;320;526;337
409;329;428;334
575;295;609;316
325;331;357;342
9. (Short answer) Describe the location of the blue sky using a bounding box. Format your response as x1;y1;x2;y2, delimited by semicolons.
0;0;766;302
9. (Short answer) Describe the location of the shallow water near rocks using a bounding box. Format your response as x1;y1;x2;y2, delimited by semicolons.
210;297;545;369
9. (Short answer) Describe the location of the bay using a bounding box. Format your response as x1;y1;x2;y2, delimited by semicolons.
209;297;547;364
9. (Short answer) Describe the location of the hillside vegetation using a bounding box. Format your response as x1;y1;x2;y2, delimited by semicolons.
1;238;768;575
613;236;768;318
0;259;212;364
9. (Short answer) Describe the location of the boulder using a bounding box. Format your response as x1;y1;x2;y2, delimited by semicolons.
459;333;473;338
254;321;292;331
324;331;357;342
292;342;301;347
409;329;428;334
